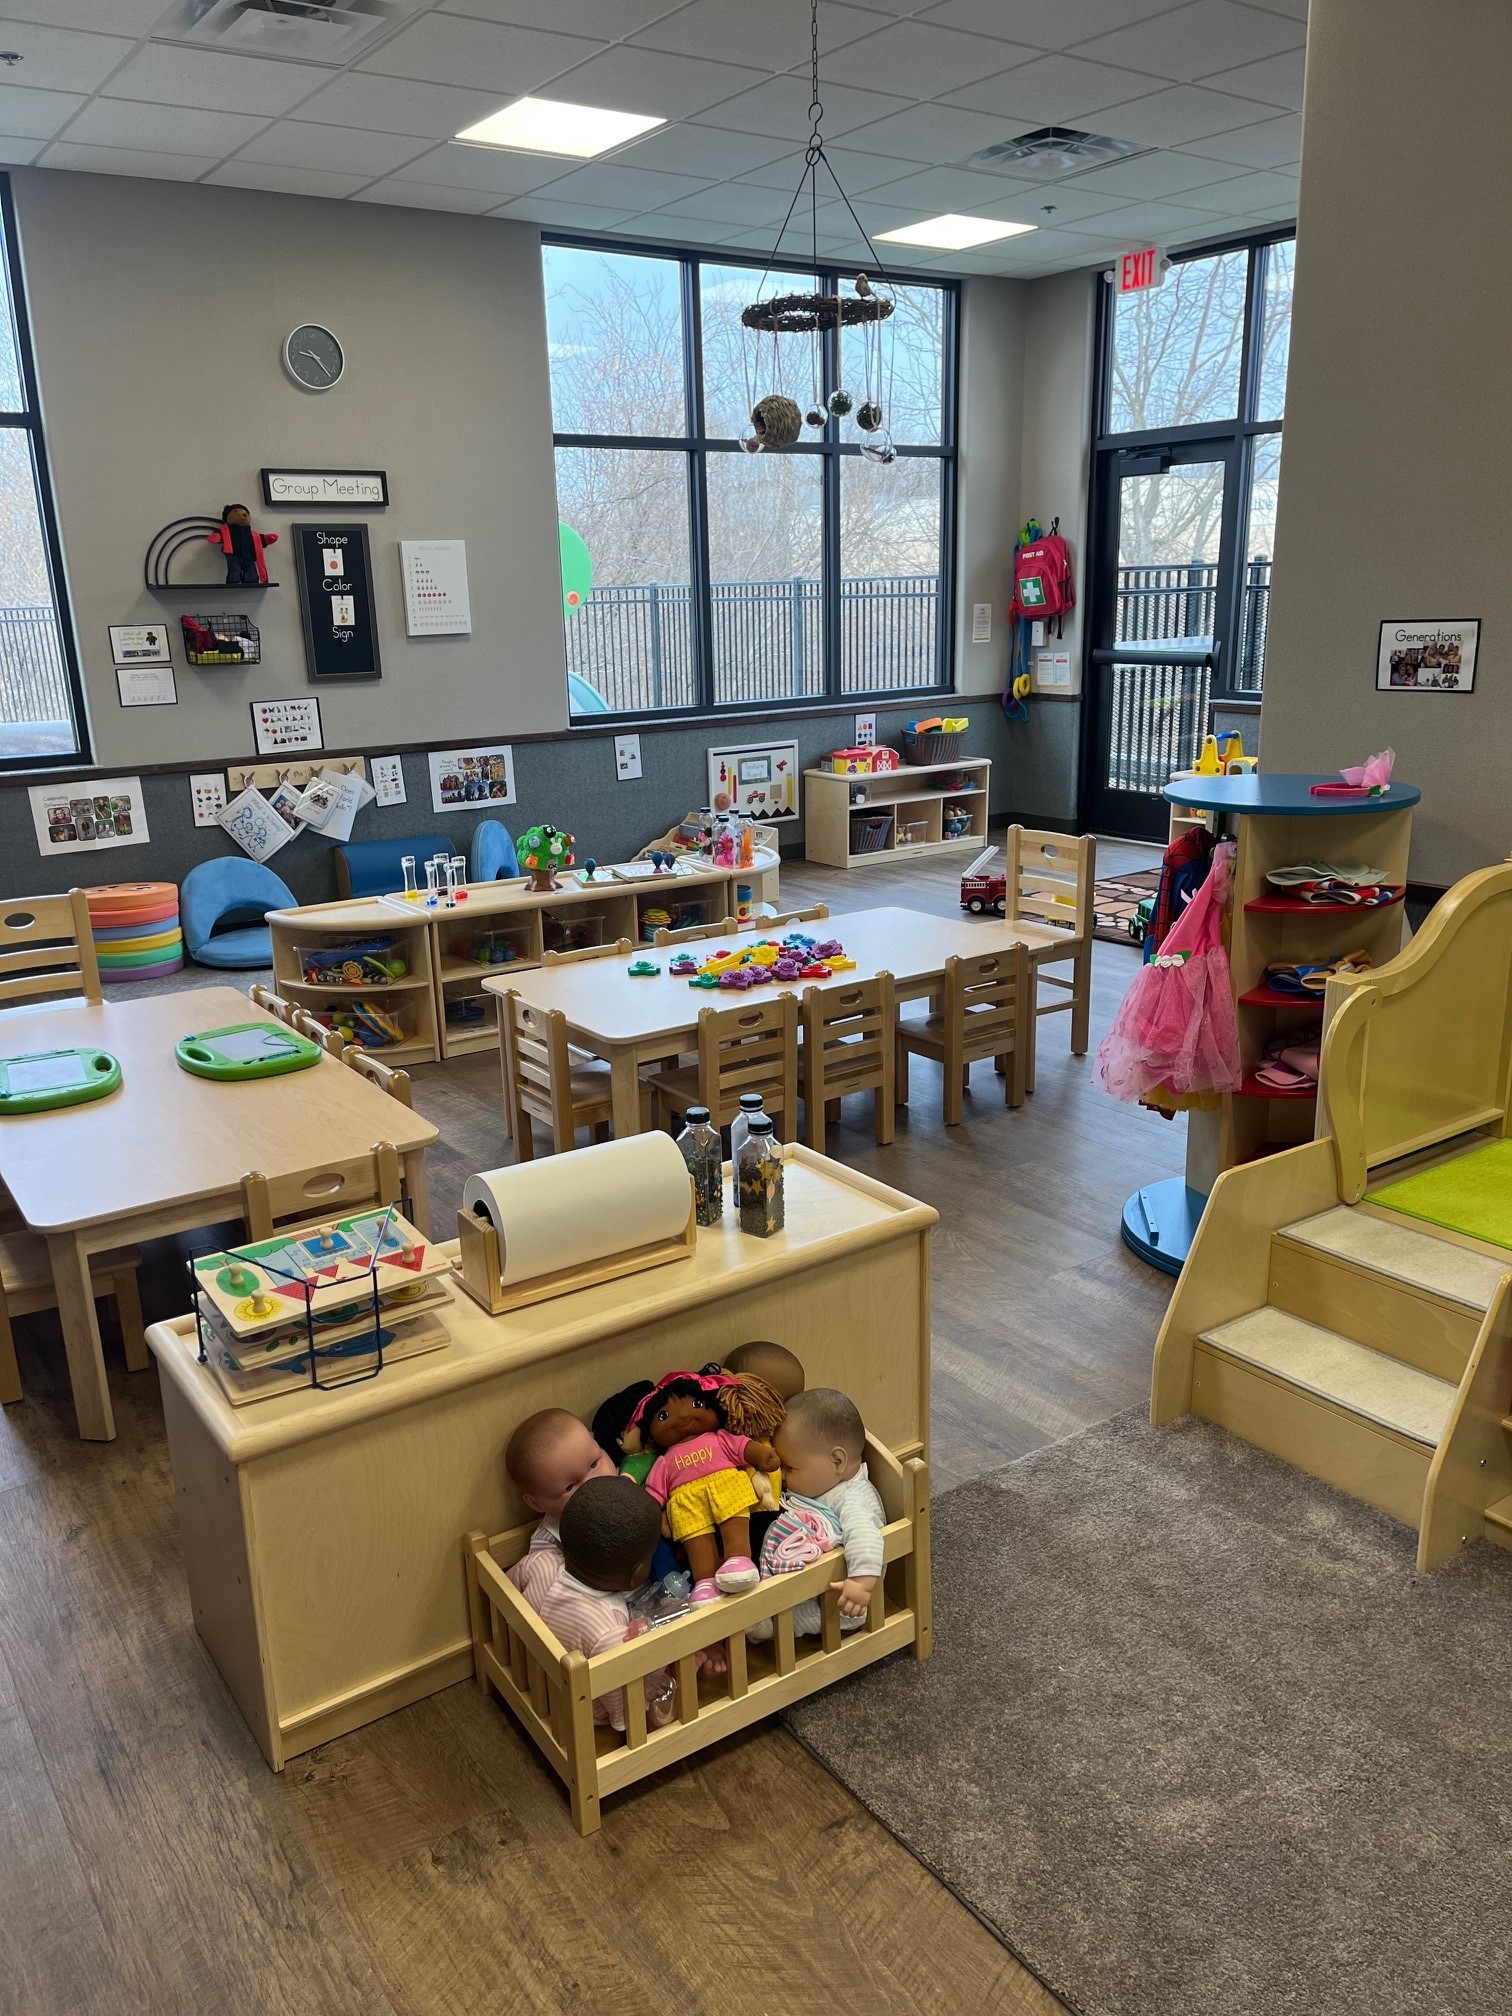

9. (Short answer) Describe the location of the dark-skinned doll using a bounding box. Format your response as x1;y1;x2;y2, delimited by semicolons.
629;1370;781;1604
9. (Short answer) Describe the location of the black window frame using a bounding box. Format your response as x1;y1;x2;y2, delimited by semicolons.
545;233;960;726
1088;223;1294;711
0;172;90;772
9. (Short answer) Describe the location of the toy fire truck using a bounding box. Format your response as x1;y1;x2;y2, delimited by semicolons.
960;846;1007;917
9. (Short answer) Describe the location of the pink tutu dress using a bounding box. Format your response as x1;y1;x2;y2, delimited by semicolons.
1094;840;1241;1110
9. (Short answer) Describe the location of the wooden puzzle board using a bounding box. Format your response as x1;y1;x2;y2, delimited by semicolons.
202;1277;453;1372
201;1306;452;1407
191;1206;449;1339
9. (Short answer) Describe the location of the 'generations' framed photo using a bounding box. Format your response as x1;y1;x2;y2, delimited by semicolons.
1376;618;1478;693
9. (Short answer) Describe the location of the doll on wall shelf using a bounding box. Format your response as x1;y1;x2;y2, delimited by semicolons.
629;1370;782;1604
208;503;277;586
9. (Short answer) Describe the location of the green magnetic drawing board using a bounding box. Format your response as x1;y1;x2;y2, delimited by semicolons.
0;1047;121;1114
176;1021;323;1081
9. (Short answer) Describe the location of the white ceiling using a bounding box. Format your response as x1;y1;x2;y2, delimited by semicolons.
0;0;1306;275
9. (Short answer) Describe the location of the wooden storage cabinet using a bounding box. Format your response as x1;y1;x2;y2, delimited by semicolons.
805;757;991;869
272;911;440;1062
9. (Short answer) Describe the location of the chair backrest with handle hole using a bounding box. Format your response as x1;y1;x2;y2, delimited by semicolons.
501;990;581;1139
0;889;101;1011
345;1047;413;1108
289;1005;348;1059
802;971;895;1099
695;991;799;1126
540;936;634;967
945;945;1029;1058
1004;827;1095;940
240;1141;403;1241
763;904;830;929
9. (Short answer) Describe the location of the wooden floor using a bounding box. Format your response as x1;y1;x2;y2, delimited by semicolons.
0;836;1181;2016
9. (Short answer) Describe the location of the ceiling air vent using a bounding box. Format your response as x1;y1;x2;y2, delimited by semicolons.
152;0;417;67
970;126;1150;180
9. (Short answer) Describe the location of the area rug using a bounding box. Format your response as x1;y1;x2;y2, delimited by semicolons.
785;1409;1512;2016
1368;1138;1512;1252
1093;868;1161;946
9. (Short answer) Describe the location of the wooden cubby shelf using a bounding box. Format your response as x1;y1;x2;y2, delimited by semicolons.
804;756;991;869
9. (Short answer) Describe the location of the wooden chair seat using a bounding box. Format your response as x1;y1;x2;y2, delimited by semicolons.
0;1229;146;1406
896;945;1029;1125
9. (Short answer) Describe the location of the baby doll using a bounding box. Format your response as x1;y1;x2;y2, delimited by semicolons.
746;1388;884;1643
539;1477;676;1733
591;1379;681;1583
630;1370;782;1602
503;1407;618;1611
708;1339;806;1401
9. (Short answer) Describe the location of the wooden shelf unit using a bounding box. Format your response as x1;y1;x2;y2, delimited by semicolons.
804;757;991;869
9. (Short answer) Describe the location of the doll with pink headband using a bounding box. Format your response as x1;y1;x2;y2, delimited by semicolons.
630;1370;783;1604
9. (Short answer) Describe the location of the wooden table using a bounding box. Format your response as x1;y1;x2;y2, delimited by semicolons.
0;986;437;1443
484;904;1068;1138
145;1145;935;1769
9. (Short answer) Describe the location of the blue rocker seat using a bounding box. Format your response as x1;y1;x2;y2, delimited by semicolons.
334;832;453;899
181;856;296;969
470;819;519;882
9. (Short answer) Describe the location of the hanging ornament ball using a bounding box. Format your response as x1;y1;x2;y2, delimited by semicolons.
827;388;854;417
805;407;826;430
750;393;803;447
741;434;764;454
856;400;884;433
860;431;897;465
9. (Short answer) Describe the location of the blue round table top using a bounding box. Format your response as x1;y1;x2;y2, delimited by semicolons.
1164;772;1421;816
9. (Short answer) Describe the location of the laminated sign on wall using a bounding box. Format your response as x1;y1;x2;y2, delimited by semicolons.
401;540;471;636
30;777;149;857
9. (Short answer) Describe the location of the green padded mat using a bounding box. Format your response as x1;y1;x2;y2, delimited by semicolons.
1368;1139;1512;1251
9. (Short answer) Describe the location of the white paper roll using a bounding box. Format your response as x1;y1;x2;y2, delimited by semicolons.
462;1131;693;1288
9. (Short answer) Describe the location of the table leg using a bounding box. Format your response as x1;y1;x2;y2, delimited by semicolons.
47;1230;114;1442
609;1049;644;1139
403;1149;432;1239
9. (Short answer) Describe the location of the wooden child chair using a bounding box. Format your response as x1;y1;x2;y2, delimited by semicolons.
801;974;895;1149
0;888;101;1012
540;937;632;968
240;1141;403;1240
1003;826;1096;1089
289;1006;348;1059
645;993;799;1136
345;1048;413;1108
249;984;297;1026
896;944;1029;1125
500;992;614;1159
0;1232;147;1404
651;917;736;946
764;903;830;929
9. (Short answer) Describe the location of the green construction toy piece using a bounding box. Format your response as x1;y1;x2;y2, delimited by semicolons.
175;1021;323;1081
0;1046;121;1114
628;959;661;977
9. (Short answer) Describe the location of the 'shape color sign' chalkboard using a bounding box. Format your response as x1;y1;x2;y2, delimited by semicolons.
292;523;382;682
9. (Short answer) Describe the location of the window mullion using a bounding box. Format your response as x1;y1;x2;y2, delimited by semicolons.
684;256;714;714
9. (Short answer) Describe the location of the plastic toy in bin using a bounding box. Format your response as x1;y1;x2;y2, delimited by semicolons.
298;937;407;987
315;999;407;1049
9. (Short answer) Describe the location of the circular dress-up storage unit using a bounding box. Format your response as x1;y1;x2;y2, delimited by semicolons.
85;881;183;981
1122;773;1420;1275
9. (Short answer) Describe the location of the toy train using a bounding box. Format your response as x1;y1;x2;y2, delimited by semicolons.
960;846;1007;917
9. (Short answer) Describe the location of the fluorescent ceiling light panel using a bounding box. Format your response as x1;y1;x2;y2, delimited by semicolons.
454;96;664;159
876;213;1038;249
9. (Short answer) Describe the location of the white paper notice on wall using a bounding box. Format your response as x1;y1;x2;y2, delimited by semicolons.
971;604;992;644
1035;649;1072;690
854;712;876;747
401;539;471;636
371;754;407;806
614;733;642;782
217;786;293;863
30;776;150;857
190;773;227;828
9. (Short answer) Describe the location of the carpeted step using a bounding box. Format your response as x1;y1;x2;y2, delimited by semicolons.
1198;1307;1458;1447
1280;1205;1507;1310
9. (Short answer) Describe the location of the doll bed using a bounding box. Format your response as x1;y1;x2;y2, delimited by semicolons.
464;1435;931;1834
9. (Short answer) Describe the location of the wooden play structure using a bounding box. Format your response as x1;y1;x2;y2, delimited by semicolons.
466;1434;930;1835
1151;860;1512;1569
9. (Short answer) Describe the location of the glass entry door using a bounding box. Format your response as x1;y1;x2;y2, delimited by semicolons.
1084;444;1236;841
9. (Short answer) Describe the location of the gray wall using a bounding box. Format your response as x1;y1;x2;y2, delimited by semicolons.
1260;0;1512;885
956;276;1025;701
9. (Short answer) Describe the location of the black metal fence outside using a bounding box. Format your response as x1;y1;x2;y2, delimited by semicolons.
0;602;73;728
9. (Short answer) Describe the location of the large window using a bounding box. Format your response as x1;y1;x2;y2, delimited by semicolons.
545;241;956;718
0;178;87;767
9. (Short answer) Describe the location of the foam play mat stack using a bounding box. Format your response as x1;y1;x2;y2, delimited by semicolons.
85;881;183;981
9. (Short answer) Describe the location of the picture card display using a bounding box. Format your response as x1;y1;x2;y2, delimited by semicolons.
370;755;406;806
251;696;323;756
30;776;149;856
707;741;798;820
292;523;381;682
400;539;471;636
1376;619;1478;693
108;623;171;665
190;773;227;828
115;663;177;708
429;744;515;813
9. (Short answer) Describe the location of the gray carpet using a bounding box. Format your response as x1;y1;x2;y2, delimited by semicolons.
786;1409;1512;2016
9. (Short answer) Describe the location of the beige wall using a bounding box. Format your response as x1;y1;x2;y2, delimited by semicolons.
1261;0;1512;885
1020;268;1095;699
11;168;568;769
955;275;1025;699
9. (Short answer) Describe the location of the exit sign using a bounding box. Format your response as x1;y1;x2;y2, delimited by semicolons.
1118;246;1163;294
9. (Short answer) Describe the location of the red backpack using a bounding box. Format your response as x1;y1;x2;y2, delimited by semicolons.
1009;517;1076;634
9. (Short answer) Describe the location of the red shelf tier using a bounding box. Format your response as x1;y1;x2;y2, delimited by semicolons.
1237;1073;1318;1100
1237;985;1329;1009
1243;891;1404;915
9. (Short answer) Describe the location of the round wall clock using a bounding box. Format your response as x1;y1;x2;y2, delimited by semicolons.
282;324;344;392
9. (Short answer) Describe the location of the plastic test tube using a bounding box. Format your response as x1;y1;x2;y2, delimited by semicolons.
401;854;418;900
424;859;440;907
450;854;468;903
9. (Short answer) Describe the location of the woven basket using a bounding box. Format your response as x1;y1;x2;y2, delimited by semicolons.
902;728;967;765
850;814;894;855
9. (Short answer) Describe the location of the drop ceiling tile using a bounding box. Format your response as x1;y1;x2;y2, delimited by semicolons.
735;141;913;191
1201;47;1304;108
918;0;1186;48
836;97;1026;163
1055;196;1216;237
1067;147;1251;199
492;193;638;228
612;121;791;178
820;18;1039;98
1241;0;1305;16
388;138;573;192
525;158;707;208
1076;1;1302;81
971;180;1132;225
1176;111;1298;166
0;79;81;137
859;162;1038;211
440;0;680;32
293;72;509;139
651;181;794;225
631;0;893;73
0;135;39;163
234;121;434;177
536;45;768;120
39;139;218;178
1183;165;1296;212
942;52;1168;121
359;15;601;93
98;45;330;117
205;163;371;200
62;96;270;154
1088;82;1284;144
0;20;134;94
689;73;911;141
3;0;161;28
353;179;502;213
